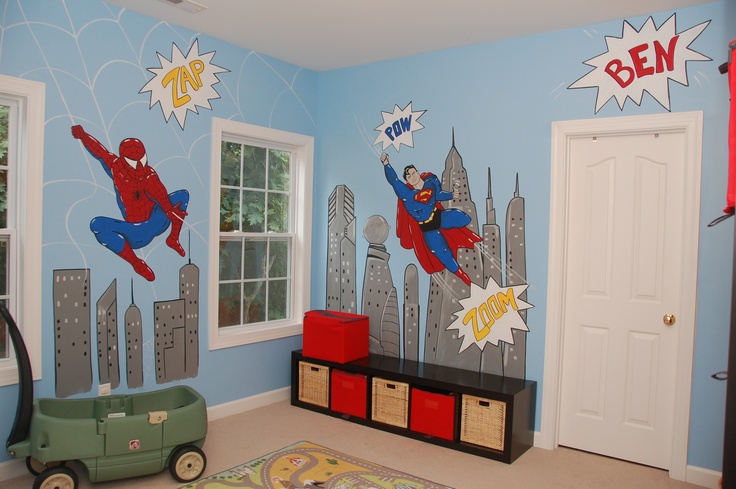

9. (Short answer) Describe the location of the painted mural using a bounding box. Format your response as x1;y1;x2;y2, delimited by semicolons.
140;39;229;130
568;14;710;113
327;113;533;378
51;38;221;397
71;126;189;281
0;0;731;476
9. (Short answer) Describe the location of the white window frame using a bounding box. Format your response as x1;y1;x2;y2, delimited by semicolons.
0;75;44;386
209;118;313;350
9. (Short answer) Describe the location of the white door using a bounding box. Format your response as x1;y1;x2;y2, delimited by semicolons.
557;129;689;469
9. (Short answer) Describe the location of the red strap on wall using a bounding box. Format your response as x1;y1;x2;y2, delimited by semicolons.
724;39;736;214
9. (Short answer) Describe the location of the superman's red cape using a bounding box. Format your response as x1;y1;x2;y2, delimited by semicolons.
396;199;482;275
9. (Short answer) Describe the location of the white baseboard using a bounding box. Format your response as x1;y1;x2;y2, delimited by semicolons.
0;387;292;484
686;465;722;489
206;387;290;421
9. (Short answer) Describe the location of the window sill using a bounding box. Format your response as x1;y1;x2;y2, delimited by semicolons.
209;320;303;350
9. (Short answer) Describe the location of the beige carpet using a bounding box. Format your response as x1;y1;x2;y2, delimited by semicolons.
2;399;709;489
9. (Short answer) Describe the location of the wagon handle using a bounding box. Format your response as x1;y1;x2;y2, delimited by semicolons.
1;304;34;449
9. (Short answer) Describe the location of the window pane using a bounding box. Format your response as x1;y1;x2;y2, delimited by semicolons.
0;310;6;359
214;121;311;348
218;239;242;281
268;149;290;191
243;281;266;324
243;238;268;280
220;188;240;232
243;145;266;189
267;192;289;233
0;237;7;296
0;170;7;228
0;104;8;167
0;240;6;357
241;190;265;233
268;279;289;321
269;239;290;278
220;141;241;187
218;283;242;327
0;103;8;229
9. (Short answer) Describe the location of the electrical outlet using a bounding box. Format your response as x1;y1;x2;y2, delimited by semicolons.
98;383;111;396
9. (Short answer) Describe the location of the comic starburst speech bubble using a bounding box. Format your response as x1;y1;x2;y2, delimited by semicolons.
140;39;229;129
374;102;426;152
448;277;533;353
569;15;710;113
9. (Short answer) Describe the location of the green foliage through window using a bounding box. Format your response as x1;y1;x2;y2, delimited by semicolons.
0;104;9;228
218;140;293;328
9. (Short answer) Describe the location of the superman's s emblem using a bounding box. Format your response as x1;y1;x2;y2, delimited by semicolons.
415;189;433;204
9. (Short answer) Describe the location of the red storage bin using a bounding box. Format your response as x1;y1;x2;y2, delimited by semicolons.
330;369;367;419
410;387;456;440
303;310;369;363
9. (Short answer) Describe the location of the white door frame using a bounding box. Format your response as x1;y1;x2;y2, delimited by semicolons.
539;111;703;481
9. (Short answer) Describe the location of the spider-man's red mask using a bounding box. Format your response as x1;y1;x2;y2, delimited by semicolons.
119;138;148;178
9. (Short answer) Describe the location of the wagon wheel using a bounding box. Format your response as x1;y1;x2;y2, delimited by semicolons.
25;457;65;476
32;466;78;489
169;444;207;483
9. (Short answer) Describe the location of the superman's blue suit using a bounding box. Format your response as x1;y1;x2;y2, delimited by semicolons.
383;161;480;285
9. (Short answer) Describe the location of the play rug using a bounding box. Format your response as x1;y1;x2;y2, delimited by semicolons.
180;440;453;489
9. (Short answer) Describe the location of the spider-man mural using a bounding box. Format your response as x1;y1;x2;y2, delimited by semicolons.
71;125;189;281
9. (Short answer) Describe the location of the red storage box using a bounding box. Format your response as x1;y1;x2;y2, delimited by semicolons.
410;387;456;440
330;369;367;419
303;310;369;363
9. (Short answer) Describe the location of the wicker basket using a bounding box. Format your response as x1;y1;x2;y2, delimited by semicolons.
371;378;409;428
460;394;506;451
298;361;330;408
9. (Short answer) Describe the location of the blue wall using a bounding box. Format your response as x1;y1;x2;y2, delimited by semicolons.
312;1;732;472
0;0;315;463
0;0;732;474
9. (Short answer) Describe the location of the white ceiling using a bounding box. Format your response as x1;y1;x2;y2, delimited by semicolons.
105;0;716;72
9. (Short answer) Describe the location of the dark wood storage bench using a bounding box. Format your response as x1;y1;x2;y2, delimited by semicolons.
291;349;536;464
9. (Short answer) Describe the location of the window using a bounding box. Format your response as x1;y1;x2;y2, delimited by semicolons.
0;75;44;386
209;119;313;349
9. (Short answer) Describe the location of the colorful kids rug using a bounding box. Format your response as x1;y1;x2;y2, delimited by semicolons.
181;440;453;489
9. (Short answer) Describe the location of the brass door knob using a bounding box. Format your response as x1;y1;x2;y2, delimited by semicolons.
663;314;676;326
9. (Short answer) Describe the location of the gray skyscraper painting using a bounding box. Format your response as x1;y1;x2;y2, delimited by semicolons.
53;256;201;394
503;175;527;380
361;215;400;356
427;134;482;370
154;299;186;383
330;132;529;378
180;261;200;378
327;185;357;313
125;289;144;389
154;260;201;383
403;264;420;361
97;280;120;389
481;168;504;376
53;269;93;397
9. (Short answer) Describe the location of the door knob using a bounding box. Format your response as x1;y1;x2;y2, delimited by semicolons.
663;314;676;326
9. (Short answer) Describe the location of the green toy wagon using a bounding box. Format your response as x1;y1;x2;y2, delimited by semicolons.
3;305;208;489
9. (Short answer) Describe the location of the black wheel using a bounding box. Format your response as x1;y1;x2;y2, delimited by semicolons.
169;444;207;483
25;457;65;476
32;466;78;489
